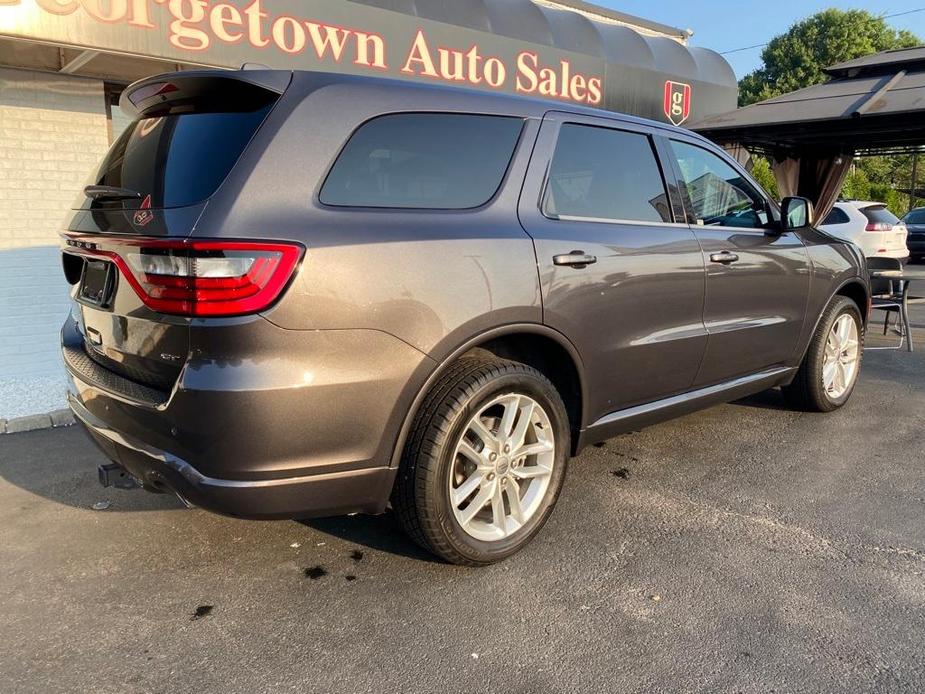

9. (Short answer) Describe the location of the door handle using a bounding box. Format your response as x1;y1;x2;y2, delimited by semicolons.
710;250;740;265
553;251;597;268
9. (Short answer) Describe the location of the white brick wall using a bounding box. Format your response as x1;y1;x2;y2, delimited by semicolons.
0;68;111;419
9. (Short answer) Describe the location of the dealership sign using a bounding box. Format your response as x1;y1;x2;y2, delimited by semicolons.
664;80;692;126
0;0;732;122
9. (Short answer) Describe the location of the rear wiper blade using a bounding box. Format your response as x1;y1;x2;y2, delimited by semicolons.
84;185;143;201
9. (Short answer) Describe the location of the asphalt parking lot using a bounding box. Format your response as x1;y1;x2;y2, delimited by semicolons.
2;307;924;694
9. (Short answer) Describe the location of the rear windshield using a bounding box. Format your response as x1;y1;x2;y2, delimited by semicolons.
85;99;275;209
320;113;524;209
861;205;900;225
904;209;925;224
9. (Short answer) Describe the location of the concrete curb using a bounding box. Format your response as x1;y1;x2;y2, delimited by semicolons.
1;409;75;435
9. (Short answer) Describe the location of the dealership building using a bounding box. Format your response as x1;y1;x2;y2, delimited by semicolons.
0;0;736;423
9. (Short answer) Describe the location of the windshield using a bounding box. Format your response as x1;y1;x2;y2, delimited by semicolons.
903;209;925;224
83;100;275;209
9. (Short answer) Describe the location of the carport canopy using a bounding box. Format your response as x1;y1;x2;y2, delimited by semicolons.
691;46;925;222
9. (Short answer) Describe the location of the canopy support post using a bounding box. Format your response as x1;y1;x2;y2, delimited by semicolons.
910;151;919;214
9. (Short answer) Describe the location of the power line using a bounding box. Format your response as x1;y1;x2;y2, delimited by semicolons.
721;43;767;55
884;6;925;17
719;7;925;55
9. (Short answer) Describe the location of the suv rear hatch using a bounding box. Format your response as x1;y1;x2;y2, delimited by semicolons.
62;70;292;402
861;204;908;255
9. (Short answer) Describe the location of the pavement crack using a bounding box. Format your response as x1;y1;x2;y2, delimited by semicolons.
869;545;925;561
628;489;925;570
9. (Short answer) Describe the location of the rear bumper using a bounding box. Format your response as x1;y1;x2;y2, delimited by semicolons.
62;311;432;519
71;394;396;519
865;248;910;259
853;235;909;259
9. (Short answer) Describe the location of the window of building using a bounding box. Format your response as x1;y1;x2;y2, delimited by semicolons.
543;124;671;223
670;140;770;229
320;113;524;210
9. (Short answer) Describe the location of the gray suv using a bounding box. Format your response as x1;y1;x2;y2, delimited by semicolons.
60;69;869;565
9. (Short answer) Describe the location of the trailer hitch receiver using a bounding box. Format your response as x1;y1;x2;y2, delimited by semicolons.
98;463;140;490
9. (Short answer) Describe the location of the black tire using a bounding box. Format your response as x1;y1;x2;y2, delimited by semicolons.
782;296;864;412
392;357;570;566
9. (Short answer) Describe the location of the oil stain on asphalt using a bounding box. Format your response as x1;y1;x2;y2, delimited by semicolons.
190;605;213;621
304;566;328;580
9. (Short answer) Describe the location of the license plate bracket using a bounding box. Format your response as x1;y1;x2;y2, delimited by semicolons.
79;258;116;308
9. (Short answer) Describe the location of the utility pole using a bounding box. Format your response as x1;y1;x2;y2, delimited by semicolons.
911;150;919;214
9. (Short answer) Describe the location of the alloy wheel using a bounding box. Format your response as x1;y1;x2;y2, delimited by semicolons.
822;313;860;399
448;393;556;542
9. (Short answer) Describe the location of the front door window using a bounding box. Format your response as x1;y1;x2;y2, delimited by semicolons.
670;140;770;229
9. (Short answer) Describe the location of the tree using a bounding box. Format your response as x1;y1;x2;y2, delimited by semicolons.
750;156;779;199
739;9;919;106
737;9;921;214
842;164;871;201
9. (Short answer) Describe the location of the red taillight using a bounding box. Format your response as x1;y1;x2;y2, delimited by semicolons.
71;239;302;317
865;223;893;232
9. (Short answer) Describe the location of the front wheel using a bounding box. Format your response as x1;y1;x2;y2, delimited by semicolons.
782;296;864;412
392;358;570;566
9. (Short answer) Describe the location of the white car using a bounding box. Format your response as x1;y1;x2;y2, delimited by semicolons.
819;201;909;260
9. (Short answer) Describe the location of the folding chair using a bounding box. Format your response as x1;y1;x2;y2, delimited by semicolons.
866;257;912;352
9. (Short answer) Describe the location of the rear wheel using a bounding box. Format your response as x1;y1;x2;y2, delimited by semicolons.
782;296;864;412
392;357;569;566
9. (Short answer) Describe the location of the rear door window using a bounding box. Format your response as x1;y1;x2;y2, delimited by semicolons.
861;205;900;225
85;97;276;209
542;124;671;223
320;113;524;209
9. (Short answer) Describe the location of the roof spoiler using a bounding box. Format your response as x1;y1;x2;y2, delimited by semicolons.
120;69;292;118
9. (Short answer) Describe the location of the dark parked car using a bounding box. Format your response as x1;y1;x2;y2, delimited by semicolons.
60;70;869;565
902;207;925;262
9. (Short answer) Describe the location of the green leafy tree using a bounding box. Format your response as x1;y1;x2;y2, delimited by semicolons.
749;156;779;199
842;165;871;201
869;183;906;215
739;9;919;106
839;160;915;214
738;9;921;214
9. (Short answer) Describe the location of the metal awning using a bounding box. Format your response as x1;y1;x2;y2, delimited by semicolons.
0;0;737;125
692;46;925;156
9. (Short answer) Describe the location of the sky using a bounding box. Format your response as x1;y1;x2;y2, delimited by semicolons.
595;1;925;77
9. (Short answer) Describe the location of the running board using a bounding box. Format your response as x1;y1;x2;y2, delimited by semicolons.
577;366;796;450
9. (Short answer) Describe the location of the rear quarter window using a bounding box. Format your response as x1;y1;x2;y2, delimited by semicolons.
822;207;851;225
320;113;524;210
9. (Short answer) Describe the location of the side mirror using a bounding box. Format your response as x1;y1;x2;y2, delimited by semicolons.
781;196;814;231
